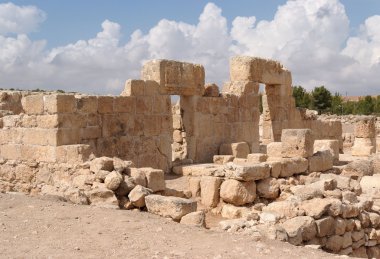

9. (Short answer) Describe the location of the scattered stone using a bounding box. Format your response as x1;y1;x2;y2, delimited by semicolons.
128;185;152;208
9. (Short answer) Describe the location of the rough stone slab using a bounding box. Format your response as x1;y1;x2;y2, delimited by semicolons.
141;59;205;96
145;195;197;221
225;162;270;181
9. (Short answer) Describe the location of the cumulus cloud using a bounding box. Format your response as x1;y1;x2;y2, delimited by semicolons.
0;1;379;95
0;2;46;34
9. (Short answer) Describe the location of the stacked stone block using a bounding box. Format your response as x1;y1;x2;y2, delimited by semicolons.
352;116;376;156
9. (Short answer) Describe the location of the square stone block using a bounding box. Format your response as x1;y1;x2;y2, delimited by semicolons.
281;129;314;158
44;94;76;114
21;94;44;115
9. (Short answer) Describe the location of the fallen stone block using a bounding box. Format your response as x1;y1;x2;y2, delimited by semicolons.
87;186;119;209
281;129;314;158
128;185;153;208
225;163;270;181
266;142;282;158
299;198;332;219
341;160;373;180
314;139;339;164
256;178;280;199
140;167;165;192
281;216;317;242
180;211;206;227
247;153;267;163
90;157;114;173
221;204;253;219
213;155;234;165
308;150;333;172
200;176;222;208
145;195;197;221
280;157;308;177
220;179;256;206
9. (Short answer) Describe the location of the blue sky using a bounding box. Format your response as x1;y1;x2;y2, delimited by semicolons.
0;0;380;95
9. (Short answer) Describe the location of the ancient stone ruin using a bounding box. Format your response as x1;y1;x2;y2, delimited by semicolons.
0;56;379;258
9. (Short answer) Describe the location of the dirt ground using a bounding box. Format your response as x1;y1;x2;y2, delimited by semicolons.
0;193;343;259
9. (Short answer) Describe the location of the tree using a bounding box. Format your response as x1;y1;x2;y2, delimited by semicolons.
311;86;332;114
292;86;312;109
331;92;343;115
357;95;374;115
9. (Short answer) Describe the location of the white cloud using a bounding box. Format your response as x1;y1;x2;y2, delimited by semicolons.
0;1;379;95
0;2;46;34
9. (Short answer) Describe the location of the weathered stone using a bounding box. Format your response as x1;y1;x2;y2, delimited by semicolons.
360;175;380;194
203;83;219;97
180;211;206;227
188;177;201;198
280;157;308;177
256;178;280;199
266;142;282;158
145;195;197;221
87;186;119;209
141;168;165;192
130;168;147;187
335;217;346;235
267;161;281;178
221;204;252;219
281;129;314;158
308;150;333;172
341;160;373;180
220;179;256;206
90;157;114;173
325;235;343;252
314;139;340;164
213;155;234;165
300;198;332;219
281;216;317;242
341;204;360;218
247;153;267;163
291;185;323;201
315;216;335;237
226;163;270;181
219;142;250;158
104;171;123;191
128;185;152;208
200;176;222;208
262;200;299;219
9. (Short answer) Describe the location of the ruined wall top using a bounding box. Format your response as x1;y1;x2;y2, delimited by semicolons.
141;59;205;96
230;56;292;86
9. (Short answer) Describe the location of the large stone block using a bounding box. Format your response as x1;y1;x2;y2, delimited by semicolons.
76;96;98;113
21;94;44;115
230;56;291;85
121;79;145;96
354;116;376;138
44;94;76;114
145;195;197;221
308;150;333;172
222;81;259;96
141;59;205;96
200;176;222;208
314;139;339;164
219;142;250;158
220;179;256;206
266;142;283;157
226;163;270;181
280;157;308;177
281;129;314;158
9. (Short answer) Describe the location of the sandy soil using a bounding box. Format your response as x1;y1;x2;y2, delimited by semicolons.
0;193;342;259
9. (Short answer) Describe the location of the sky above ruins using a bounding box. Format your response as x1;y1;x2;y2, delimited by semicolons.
0;0;380;95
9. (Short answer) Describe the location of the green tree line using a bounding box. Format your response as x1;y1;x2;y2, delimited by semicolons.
292;85;380;115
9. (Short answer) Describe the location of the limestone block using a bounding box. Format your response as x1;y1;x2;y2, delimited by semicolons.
280;157;308;177
128;185;153;207
55;144;92;164
87;186;119;209
320;173;351;191
141;59;205;96
113;96;136;113
130;168;147;187
104;171;123;191
180;211;206;227
227;163;270;181
44;94;76;114
203;83;219;97
139;168;165;192
188;177;201;198
56;128;80;145
308;150;333;172
222;81;259;96
219;142;250;158
291;185;323;201
325;235;343;253
90;157;114;173
221;204;252;219
230;56;292;85
354;117;376;138
281;129;314;158
267;161;281;178
300;198;333;219
281;216;317;242
313;139;339;163
360;175;380;194
200;176;222;208
145;195;197;221
352;139;376;156
220;179;256;206
256;177;280;199
262;200;299;219
20;145;56;162
22;128;57;146
247;153;267;163
341;160;373;179
315;216;335;237
36;114;59;128
21;94;44;115
97;96;114;114
213;155;234;165
121;79;145;96
76;96;98;113
0;143;21;160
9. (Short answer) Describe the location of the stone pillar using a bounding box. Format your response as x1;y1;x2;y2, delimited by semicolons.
352;116;376;156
